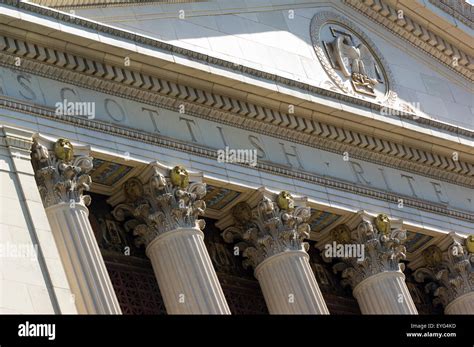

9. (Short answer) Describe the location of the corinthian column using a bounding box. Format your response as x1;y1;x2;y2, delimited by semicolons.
218;188;329;314
414;233;474;314
110;163;230;314
318;211;418;314
31;134;121;314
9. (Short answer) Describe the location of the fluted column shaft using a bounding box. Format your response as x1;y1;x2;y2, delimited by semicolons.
46;203;122;314
445;292;474;314
146;228;230;314
255;250;329;314
353;271;417;314
111;163;231;315
220;190;330;315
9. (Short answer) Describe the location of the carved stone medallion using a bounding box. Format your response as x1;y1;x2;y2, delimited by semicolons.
311;12;396;104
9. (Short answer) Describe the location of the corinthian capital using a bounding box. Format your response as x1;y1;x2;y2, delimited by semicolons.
110;163;207;248
317;211;407;289
414;233;474;308
30;134;93;208
218;188;311;269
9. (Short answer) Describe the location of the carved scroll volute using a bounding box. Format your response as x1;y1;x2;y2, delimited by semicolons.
325;211;407;289
30;134;93;208
414;234;474;308
220;189;311;270
110;163;207;248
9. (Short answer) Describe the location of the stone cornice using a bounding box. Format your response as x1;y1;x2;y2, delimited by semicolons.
1;0;473;97
428;0;473;29
1;94;473;223
29;0;200;9
343;0;473;81
0;44;473;188
0;30;472;174
0;124;35;155
0;2;472;146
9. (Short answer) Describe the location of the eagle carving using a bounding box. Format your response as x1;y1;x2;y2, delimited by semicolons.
330;34;381;96
333;35;379;94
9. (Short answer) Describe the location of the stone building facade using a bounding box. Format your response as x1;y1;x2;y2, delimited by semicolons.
0;0;472;314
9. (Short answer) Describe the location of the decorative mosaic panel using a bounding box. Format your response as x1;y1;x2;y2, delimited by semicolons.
308;209;341;232
405;231;434;254
90;158;133;186
203;185;241;210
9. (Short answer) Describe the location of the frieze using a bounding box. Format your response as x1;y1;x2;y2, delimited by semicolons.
0;50;472;190
0;15;472;141
1;94;473;222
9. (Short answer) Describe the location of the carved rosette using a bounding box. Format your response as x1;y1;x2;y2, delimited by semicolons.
111;164;207;248
414;236;474;308
31;135;93;208
331;212;407;289
221;191;311;270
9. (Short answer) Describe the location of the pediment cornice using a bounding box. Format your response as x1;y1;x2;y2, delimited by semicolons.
0;42;473;189
0;3;472;188
29;0;198;9
343;0;473;81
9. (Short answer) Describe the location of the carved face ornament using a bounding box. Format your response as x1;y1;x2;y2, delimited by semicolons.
277;191;295;211
123;177;144;202
232;202;253;225
422;245;443;267
423;245;443;267
54;138;74;162
331;224;352;244
374;213;391;235
170;165;189;189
